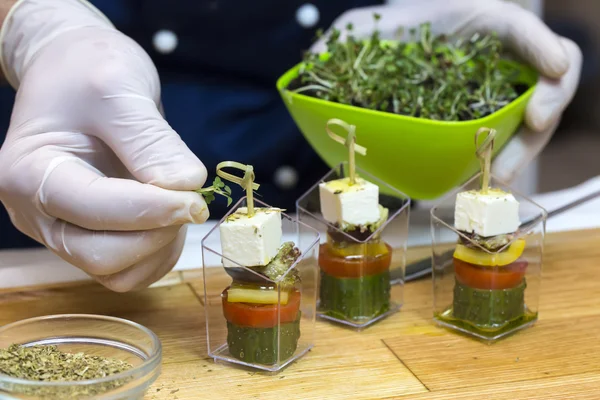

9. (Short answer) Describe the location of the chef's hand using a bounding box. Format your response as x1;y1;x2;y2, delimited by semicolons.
312;0;582;183
0;0;209;291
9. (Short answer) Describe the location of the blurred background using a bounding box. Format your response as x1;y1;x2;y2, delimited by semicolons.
0;0;598;288
537;0;600;191
0;0;597;249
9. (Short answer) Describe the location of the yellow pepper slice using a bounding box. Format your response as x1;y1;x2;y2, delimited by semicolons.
453;239;526;267
226;288;289;305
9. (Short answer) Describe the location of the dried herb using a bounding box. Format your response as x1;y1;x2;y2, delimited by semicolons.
196;176;233;206
0;344;133;398
288;16;528;121
0;344;132;381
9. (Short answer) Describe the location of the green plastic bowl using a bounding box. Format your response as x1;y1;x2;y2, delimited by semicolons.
276;59;537;200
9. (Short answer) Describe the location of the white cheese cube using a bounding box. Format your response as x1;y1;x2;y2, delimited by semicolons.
454;189;520;237
319;177;381;227
219;207;282;268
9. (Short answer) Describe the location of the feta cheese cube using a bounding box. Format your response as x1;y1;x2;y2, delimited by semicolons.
454;189;520;237
219;207;282;268
319;177;381;227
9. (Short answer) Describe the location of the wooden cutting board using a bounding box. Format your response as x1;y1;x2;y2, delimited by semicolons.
1;229;600;399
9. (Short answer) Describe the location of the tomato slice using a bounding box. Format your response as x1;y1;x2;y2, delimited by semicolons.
222;288;301;328
318;242;392;278
454;258;527;290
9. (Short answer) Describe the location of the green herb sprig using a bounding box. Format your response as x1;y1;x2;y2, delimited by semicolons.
289;16;525;121
196;176;233;206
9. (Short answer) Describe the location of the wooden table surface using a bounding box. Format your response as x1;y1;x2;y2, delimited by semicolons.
1;229;600;399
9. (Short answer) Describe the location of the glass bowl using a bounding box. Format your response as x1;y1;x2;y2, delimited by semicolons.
0;314;162;399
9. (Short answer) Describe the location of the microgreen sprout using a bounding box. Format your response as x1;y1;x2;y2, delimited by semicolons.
196;176;233;206
288;15;527;121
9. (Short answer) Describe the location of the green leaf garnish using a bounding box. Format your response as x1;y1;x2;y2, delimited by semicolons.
289;16;522;122
195;177;233;206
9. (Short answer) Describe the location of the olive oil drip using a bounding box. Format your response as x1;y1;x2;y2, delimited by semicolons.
216;161;260;217
475;127;496;194
325;118;367;185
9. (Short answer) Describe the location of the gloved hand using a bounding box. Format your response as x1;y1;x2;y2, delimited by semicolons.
312;0;582;184
0;0;209;291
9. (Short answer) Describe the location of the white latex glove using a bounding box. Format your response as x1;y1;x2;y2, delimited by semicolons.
0;0;210;291
312;0;582;184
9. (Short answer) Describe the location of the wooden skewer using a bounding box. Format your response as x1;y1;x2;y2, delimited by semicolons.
325;118;367;185
475;127;496;193
216;161;260;217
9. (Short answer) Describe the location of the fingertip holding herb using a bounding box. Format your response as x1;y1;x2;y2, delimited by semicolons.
289;16;527;121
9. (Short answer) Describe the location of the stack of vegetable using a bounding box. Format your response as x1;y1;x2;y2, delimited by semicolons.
317;175;392;324
451;188;527;329
219;208;302;365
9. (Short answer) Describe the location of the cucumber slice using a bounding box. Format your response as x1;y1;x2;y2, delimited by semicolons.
227;314;301;365
319;270;391;322
226;287;289;305
452;279;526;327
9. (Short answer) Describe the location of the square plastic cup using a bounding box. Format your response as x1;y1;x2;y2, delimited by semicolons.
201;197;320;372
296;162;411;329
430;172;546;341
